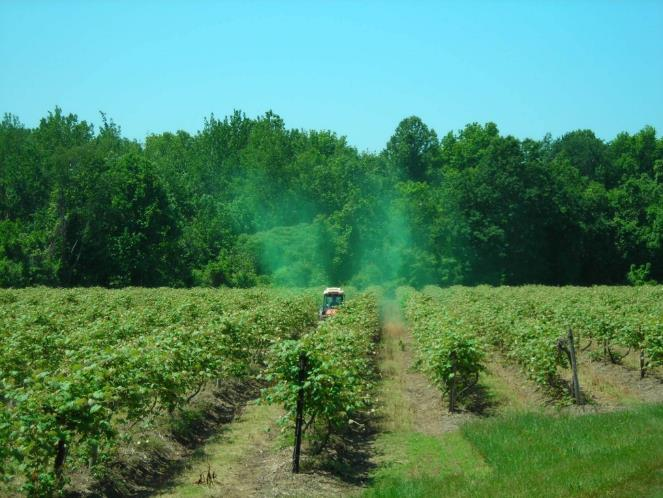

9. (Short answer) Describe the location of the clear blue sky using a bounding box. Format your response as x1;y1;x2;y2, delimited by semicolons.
1;1;662;151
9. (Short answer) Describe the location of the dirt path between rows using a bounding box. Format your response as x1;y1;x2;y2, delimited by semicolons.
156;397;364;498
483;345;663;412
377;304;545;430
378;319;471;435
368;308;495;484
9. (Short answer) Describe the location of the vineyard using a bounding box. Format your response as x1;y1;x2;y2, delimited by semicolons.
1;285;662;497
400;285;663;408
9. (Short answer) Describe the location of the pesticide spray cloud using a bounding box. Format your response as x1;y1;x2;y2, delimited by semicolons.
246;182;415;291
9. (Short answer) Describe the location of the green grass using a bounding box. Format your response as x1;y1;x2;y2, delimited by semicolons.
366;404;663;497
372;431;491;483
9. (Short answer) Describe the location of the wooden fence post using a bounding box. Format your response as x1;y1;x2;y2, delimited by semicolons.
567;329;583;405
292;353;308;473
558;329;583;405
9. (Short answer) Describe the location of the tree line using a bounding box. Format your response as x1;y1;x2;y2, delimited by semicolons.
0;108;661;288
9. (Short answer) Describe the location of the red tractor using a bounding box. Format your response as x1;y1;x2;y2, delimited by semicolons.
319;287;344;320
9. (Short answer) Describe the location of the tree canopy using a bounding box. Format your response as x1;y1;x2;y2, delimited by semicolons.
1;108;662;288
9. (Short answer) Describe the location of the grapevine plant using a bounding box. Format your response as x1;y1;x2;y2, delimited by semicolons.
399;288;485;410
262;291;380;459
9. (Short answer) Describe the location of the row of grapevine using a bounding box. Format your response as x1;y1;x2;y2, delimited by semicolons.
539;286;663;368
459;286;663;380
262;290;381;470
398;287;485;411
0;287;318;496
401;286;663;404
453;286;577;388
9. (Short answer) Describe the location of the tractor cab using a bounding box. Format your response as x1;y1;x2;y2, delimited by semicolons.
319;287;344;320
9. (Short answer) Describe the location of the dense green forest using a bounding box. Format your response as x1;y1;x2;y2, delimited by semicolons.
1;108;661;288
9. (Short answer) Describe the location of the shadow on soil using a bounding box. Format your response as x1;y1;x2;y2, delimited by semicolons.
314;411;378;486
462;383;498;415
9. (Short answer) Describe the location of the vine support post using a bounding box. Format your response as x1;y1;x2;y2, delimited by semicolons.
449;351;457;413
54;438;67;483
292;352;308;474
567;329;583;405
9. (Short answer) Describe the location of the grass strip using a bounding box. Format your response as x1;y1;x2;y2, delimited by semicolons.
366;404;663;497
